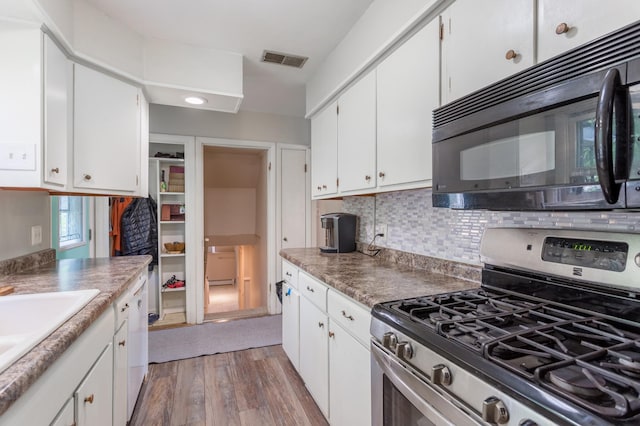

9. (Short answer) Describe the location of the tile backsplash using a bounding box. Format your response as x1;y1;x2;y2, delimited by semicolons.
342;188;640;266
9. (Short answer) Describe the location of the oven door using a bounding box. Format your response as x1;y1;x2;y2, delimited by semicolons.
371;341;481;426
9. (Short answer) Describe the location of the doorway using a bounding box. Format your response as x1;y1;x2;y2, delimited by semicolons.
196;139;276;323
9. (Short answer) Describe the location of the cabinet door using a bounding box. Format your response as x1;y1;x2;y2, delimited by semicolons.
75;343;113;426
299;296;329;417
74;64;139;192
329;322;371;426
441;0;535;104
113;321;128;426
377;20;439;188
337;71;376;192
282;283;300;371
538;0;640;62
43;33;69;187
281;148;308;249
51;396;75;426
311;101;338;198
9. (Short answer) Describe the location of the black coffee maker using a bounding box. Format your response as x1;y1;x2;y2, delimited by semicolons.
320;213;357;253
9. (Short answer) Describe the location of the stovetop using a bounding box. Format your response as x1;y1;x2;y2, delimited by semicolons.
373;273;640;424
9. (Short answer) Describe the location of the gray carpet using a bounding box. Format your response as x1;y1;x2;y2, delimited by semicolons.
148;315;282;363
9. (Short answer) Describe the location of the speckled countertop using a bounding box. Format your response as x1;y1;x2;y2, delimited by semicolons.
0;255;151;416
280;248;480;308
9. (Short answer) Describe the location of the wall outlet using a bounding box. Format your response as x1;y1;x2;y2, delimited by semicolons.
31;225;42;246
375;223;388;243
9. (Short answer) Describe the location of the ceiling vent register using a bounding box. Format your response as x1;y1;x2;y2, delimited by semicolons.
261;50;308;68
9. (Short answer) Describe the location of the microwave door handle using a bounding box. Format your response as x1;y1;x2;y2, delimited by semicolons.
595;68;623;204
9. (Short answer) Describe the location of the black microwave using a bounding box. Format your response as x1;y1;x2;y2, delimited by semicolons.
432;20;640;211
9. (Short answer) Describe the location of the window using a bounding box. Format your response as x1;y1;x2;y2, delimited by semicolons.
59;196;85;249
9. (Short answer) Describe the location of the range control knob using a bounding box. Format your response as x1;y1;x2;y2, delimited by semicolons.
634;253;640;268
395;341;413;360
519;420;538;426
382;332;398;350
482;396;509;425
431;364;452;386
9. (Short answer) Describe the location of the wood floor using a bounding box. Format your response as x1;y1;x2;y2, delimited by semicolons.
129;345;328;426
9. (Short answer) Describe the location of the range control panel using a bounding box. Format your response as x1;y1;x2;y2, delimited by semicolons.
542;237;628;272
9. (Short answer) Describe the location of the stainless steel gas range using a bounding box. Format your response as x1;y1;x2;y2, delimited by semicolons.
371;227;640;426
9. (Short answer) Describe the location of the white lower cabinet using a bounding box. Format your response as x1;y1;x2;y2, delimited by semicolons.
291;267;372;424
75;343;114;426
113;320;128;425
282;282;300;371
50;396;74;426
328;322;371;426
299;295;330;417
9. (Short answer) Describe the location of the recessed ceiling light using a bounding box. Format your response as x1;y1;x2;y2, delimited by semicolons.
184;96;207;105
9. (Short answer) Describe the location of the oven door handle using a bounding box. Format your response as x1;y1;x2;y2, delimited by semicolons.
371;342;481;426
595;68;627;204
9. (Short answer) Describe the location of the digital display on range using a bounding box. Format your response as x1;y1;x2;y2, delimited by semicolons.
542;237;628;272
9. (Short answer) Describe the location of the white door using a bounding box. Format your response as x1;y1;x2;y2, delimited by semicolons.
75;344;113;426
441;0;535;104
299;296;329;417
337;71;376;192
311;102;338;197
538;0;640;62
281;148;308;249
281;282;300;370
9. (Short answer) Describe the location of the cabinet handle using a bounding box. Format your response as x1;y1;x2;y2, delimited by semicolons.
119;340;126;347
329;331;335;338
365;175;371;181
378;171;385;178
121;303;129;312
306;286;315;293
51;167;59;174
83;174;92;181
84;394;95;404
318;322;324;328
555;22;570;35
283;237;288;242
285;272;292;277
505;49;518;61
341;310;355;321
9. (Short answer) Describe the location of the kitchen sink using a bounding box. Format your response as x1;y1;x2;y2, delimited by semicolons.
0;289;100;374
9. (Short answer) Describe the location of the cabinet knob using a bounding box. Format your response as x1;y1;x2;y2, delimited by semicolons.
83;174;92;181
317;186;322;191
84;394;95;404
505;49;518;61
378;172;385;178
341;310;354;321
365;175;371;181
51;167;59;174
329;331;335;338
119;340;126;347
283;237;288;242
322;184;327;189
555;22;570;35
318;321;324;328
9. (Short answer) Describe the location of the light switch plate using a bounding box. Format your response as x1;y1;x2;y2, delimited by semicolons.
0;143;36;171
31;225;42;246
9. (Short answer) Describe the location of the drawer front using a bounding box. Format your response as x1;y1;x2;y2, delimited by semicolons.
282;260;299;289
114;291;131;327
299;271;327;311
328;290;371;346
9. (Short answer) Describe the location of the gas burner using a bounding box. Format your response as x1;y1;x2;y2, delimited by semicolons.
548;365;606;398
428;311;463;324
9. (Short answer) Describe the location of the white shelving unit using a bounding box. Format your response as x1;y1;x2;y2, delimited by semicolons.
149;148;187;320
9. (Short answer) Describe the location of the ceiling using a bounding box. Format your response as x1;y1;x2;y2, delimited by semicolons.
84;0;374;118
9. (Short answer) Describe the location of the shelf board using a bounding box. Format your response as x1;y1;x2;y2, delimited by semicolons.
161;252;185;257
149;157;185;163
162;287;186;293
160;192;184;195
160;220;185;224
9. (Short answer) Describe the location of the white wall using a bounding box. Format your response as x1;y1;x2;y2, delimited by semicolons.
204;188;256;236
0;191;51;261
305;0;444;116
149;104;310;146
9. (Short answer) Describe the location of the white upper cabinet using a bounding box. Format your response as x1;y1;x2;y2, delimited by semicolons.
43;34;71;187
377;19;439;189
538;0;640;62
74;64;141;194
0;24;71;190
311;101;338;198
337;71;377;193
441;0;535;104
